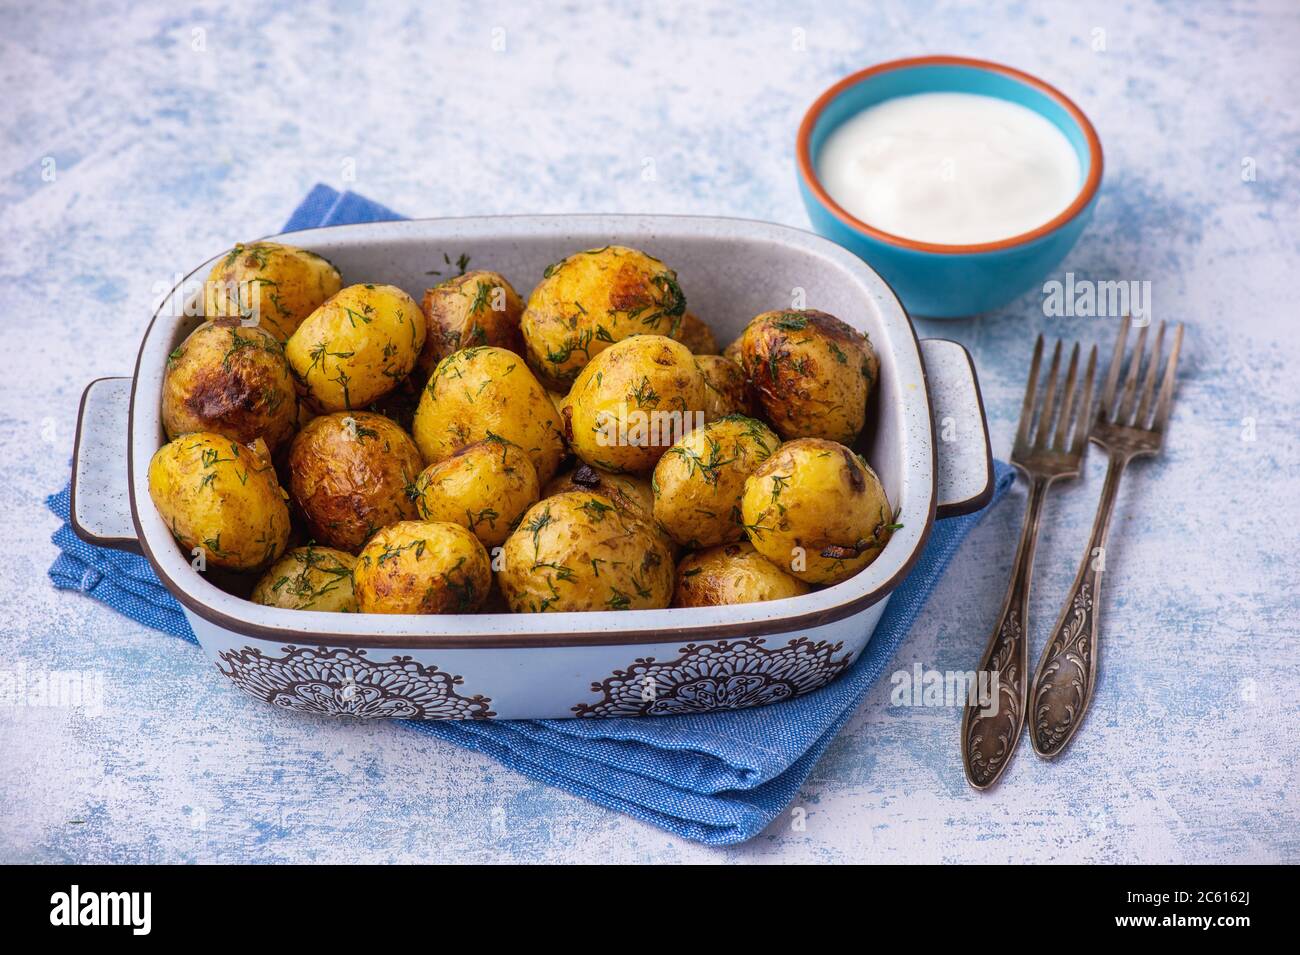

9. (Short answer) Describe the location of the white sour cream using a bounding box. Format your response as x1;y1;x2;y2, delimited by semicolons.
816;91;1083;245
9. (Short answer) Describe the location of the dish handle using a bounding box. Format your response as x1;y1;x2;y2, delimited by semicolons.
919;339;994;519
70;377;141;553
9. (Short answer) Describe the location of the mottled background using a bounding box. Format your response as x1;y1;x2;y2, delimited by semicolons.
2;0;1297;863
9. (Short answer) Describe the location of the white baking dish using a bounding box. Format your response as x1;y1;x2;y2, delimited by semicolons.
70;215;992;720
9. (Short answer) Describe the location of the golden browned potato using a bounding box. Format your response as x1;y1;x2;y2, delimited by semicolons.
561;335;708;474
286;411;424;553
203;241;342;341
418;270;525;378
520;246;686;387
285;284;426;412
740;438;895;585
412;346;566;484
652;415;779;548
544;462;676;556
499;491;674;612
738;309;879;444
162;322;298;452
544;464;655;527
353;521;491;614
413;436;539;548
677;311;719;354
695;354;752;421
148;432;290;572
673;542;809;607
251;545;357;612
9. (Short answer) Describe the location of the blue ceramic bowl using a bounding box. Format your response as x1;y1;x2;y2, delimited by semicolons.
797;56;1103;318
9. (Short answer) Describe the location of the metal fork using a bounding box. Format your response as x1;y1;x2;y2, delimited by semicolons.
961;336;1097;790
1028;318;1184;758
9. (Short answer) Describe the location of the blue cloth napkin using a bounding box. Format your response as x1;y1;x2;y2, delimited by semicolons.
47;185;1014;845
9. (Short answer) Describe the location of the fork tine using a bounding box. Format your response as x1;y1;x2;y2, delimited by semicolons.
1052;342;1081;450
1135;321;1166;426
1098;318;1130;419
1153;323;1185;431
1034;339;1064;448
1016;335;1044;447
1071;344;1098;456
1115;322;1149;424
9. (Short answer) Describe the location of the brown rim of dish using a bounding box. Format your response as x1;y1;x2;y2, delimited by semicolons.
121;215;943;650
796;54;1104;255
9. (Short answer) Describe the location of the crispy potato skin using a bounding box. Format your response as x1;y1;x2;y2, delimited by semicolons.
738;309;878;444
412;346;566;484
521;246;686;387
499;491;674;612
696;354;752;421
419;270;525;379
673;541;809;607
353;521;491;614
162;322;298;452
251;545;357;612
148;432;290;572
741;437;894;585
561;335;708;474
677;311;719;355
652;415;778;548
285;284;426;412
203;242;342;341
545;463;674;555
544;464;656;527
414;438;539;548
286;411;423;553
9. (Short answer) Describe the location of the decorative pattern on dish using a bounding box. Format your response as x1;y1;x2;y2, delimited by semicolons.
572;637;854;717
217;645;495;719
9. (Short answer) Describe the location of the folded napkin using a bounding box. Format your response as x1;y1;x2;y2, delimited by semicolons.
48;185;1014;845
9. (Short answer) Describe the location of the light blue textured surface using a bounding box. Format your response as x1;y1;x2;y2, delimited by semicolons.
2;0;1297;863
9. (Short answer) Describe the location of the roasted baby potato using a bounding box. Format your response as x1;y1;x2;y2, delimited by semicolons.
251;545;357;612
353;521;491;614
286;411;424;553
520;245;686;387
561;335;708;474
544;463;656;528
419;270;525;378
414;436;539;548
285;283;426;412
740;437;895;585
652;415;779;548
673;542;809;607
162;321;298;452
544;462;675;555
696;354;752;421
412;345;566;484
203;241;342;341
738;309;878;444
148;432;290;572
499;491;674;612
677;311;719;355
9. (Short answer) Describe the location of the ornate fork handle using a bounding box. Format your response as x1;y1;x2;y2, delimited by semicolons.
961;475;1049;790
1029;452;1128;758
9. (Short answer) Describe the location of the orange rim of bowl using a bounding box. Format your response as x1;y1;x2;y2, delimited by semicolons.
796;55;1104;255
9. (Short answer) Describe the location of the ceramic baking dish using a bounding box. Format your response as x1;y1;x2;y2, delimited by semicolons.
71;214;993;720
